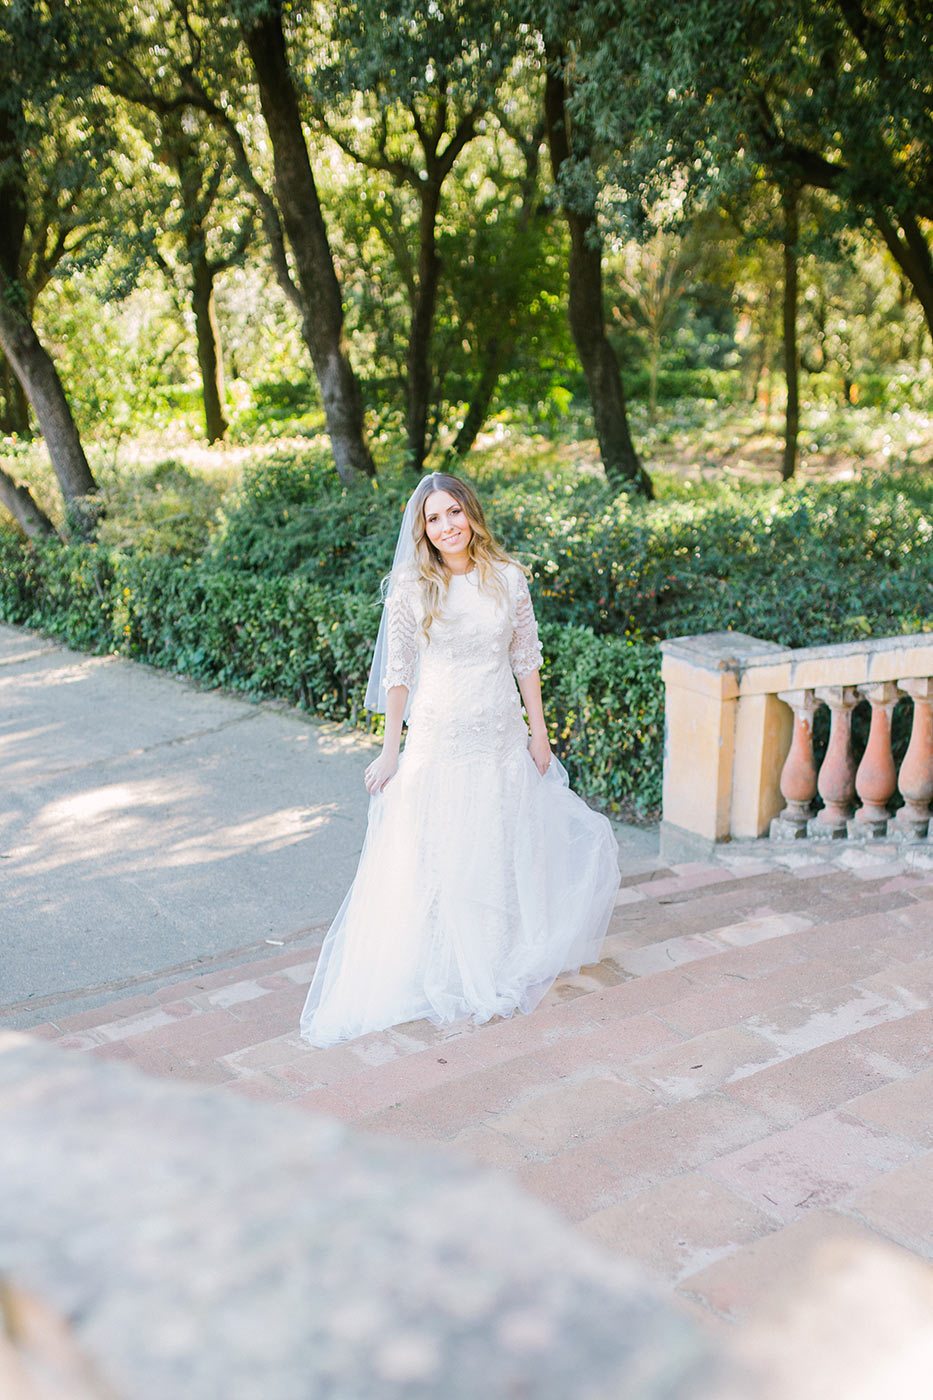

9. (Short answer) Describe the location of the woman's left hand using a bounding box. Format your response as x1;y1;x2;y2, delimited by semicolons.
528;732;552;776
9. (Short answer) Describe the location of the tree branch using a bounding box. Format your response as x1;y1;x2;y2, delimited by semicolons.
320;119;416;186
436;107;480;179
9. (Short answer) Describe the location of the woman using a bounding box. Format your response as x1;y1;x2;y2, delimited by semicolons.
299;473;619;1048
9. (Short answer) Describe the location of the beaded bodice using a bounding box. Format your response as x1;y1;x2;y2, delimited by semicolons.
383;563;543;763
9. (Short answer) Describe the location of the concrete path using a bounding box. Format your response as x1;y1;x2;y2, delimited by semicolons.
0;624;373;1023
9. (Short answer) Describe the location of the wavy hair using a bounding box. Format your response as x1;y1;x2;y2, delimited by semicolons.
407;473;519;640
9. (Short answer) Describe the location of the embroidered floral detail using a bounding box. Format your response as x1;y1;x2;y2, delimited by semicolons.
382;563;542;763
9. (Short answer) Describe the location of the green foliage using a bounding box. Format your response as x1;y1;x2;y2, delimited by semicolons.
208;447;406;589
95;458;231;556
493;470;933;647
0;523;664;810
539;622;663;810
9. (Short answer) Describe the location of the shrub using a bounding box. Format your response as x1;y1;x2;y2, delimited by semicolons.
208;447;406;591
540;623;663;811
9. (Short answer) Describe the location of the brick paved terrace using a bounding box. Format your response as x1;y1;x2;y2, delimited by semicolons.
24;842;933;1329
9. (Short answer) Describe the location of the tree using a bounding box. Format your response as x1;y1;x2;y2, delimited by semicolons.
585;0;933;349
92;0;376;481
608;228;701;420
0;11;103;537
121;105;253;443
236;3;375;480
540;26;653;496
443;113;555;459
324;89;561;462
309;0;518;473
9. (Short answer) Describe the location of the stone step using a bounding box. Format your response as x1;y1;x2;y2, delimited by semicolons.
27;858;933;1324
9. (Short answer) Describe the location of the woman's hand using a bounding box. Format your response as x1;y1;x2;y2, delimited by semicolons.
365;751;399;794
528;731;552;776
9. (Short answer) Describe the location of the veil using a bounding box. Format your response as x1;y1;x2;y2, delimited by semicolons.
364;473;440;717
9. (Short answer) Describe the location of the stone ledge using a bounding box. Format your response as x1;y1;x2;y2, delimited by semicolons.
661;630;933;698
0;1036;711;1400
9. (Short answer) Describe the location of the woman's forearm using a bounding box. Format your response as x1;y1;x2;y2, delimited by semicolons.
518;670;547;738
382;685;409;753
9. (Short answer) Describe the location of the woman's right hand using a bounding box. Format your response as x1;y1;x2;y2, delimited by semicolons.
364;751;399;795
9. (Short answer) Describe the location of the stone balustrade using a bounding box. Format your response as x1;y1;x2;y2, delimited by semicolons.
659;631;933;860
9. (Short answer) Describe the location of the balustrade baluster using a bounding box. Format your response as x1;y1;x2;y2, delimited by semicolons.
809;686;859;839
892;678;933;840
851;682;899;838
771;689;821;839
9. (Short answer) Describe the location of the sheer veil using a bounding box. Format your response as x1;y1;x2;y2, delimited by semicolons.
364;473;441;717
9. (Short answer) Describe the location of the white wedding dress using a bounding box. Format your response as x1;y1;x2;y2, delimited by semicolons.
299;562;620;1048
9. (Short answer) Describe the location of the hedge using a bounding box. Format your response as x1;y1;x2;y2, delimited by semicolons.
0;535;664;813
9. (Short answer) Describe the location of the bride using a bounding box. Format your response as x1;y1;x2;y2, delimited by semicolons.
299;472;620;1048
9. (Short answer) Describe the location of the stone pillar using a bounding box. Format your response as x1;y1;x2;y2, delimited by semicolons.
809;686;859;839
892;678;933;840
731;691;794;839
850;681;899;839
660;632;798;856
659;644;739;858
771;689;821;840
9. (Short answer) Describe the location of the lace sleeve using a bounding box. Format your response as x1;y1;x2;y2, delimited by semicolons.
383;577;419;691
508;568;543;679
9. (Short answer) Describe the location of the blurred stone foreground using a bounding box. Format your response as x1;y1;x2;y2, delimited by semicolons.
0;1035;710;1400
1;1036;932;1400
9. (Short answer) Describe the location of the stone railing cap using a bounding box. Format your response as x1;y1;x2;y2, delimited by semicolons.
660;633;787;671
661;630;933;677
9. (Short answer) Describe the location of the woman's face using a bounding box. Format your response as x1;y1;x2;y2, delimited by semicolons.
423;489;473;569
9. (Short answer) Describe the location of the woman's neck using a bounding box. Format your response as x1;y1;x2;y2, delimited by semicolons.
443;553;474;577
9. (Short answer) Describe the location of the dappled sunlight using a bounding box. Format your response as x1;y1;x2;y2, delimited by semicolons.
37;780;178;826
0;721;62;761
12;777;198;877
7;771;349;884
160;804;342;866
2;658;112;692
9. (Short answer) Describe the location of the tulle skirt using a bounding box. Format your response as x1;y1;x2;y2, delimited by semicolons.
299;743;619;1049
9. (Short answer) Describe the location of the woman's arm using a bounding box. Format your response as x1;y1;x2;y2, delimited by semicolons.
518;669;551;775
364;685;409;793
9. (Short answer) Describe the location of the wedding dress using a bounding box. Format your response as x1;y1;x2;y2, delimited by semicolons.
299;562;620;1048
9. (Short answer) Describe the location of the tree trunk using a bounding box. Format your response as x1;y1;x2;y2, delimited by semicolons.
240;5;375;483
406;181;443;473
1;352;30;434
544;56;652;497
0;102;98;534
649;327;660;422
0;276;99;534
781;186;800;482
450;336;504;459
191;257;228;444
874;211;933;345
0;464;56;538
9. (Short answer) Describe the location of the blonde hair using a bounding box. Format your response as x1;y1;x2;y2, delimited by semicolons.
407;473;520;640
